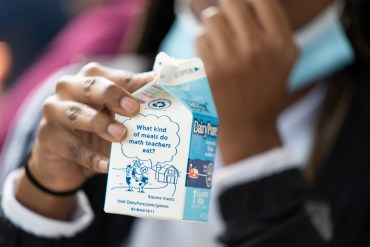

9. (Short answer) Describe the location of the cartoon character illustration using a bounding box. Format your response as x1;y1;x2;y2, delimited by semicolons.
126;160;149;193
188;164;199;179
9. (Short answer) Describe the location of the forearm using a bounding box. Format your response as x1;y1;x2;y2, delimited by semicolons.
218;123;282;165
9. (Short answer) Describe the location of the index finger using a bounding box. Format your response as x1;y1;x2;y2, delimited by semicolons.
219;0;261;44
251;0;292;39
56;75;140;117
78;62;155;93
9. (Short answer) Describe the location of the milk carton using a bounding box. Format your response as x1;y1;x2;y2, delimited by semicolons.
104;53;218;222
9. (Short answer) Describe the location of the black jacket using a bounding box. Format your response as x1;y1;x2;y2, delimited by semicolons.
218;62;370;247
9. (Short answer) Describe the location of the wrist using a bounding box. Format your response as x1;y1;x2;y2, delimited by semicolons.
218;122;282;165
3;169;95;238
16;151;78;221
24;155;80;196
16;169;77;220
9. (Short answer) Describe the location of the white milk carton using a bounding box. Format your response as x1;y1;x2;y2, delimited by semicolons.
104;52;218;222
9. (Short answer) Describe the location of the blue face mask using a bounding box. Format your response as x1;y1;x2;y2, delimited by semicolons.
160;2;355;92
289;4;355;92
159;1;199;59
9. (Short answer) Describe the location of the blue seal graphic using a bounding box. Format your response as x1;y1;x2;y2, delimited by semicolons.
148;99;171;110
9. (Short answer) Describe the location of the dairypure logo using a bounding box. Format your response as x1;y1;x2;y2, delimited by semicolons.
193;120;218;139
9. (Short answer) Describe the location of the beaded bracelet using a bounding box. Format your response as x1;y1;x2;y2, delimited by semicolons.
22;153;79;196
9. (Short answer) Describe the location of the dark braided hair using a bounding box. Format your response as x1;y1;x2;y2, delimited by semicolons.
306;0;370;183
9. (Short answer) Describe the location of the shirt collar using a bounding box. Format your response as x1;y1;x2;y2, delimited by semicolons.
277;83;328;167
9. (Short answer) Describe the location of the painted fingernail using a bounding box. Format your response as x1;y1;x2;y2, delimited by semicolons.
120;97;139;114
107;124;126;140
98;159;108;173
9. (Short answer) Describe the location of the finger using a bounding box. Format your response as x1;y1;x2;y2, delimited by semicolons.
56;75;140;116
196;31;216;71
201;7;234;60
38;122;109;173
78;62;155;92
219;0;261;44
60;131;109;173
251;0;292;39
43;96;128;142
70;128;111;158
62;138;109;174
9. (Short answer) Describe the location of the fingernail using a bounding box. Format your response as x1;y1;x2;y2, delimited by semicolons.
120;97;139;114
107;124;126;140
98;159;108;173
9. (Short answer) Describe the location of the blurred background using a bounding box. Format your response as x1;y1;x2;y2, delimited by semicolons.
0;0;79;90
0;0;155;150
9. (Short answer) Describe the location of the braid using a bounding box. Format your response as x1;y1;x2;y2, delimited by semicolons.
305;0;370;183
305;71;352;184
